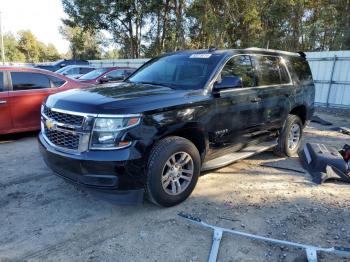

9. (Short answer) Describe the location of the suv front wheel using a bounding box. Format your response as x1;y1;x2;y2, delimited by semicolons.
274;114;303;157
146;136;201;207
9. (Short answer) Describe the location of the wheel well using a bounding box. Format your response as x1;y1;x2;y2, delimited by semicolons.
167;128;206;161
290;105;307;124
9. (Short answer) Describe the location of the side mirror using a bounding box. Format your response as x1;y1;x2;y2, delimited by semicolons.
99;76;109;83
213;76;243;92
60;64;66;68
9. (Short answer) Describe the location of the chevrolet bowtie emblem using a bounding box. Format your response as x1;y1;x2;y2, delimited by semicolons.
46;119;55;130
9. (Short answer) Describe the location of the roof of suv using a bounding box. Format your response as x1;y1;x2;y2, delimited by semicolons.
172;47;303;58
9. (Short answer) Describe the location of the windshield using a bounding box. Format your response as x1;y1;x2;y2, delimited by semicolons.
55;66;71;74
127;53;223;90
79;68;109;80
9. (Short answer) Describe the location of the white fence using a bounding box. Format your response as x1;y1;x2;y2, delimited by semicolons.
306;51;350;108
88;59;149;68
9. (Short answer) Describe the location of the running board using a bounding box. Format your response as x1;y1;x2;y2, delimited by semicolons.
201;140;277;172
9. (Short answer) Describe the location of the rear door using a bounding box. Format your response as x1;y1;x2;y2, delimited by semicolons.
0;71;12;133
9;72;53;130
251;55;292;131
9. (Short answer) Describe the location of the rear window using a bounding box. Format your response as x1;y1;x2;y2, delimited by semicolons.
0;72;4;92
11;72;51;91
253;55;291;86
49;76;66;87
289;57;313;83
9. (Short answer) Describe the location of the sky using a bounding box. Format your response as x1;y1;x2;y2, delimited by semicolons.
1;0;69;53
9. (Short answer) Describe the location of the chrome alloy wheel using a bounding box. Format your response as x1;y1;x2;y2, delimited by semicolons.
161;152;194;195
288;123;301;150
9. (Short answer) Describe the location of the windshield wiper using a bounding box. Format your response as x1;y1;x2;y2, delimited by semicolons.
135;81;175;89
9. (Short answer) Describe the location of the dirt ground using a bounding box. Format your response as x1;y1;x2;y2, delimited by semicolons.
0;110;350;262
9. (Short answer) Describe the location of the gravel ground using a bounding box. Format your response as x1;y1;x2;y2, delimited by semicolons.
0;110;350;262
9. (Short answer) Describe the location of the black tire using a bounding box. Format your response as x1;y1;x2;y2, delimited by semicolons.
274;114;303;157
146;136;201;207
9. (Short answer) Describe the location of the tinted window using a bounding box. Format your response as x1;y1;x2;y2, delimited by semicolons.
105;70;125;81
221;55;255;87
11;72;51;91
253;56;281;86
79;68;109;80
128;53;224;90
289;57;313;83
253;56;292;86
0;72;4;92
49;76;66;87
279;60;290;84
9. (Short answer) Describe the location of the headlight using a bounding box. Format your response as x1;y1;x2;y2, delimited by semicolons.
90;116;140;150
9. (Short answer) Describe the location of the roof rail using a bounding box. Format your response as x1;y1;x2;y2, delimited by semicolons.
245;47;300;57
208;46;217;52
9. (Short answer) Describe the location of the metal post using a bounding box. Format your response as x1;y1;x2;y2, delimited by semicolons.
208;229;223;262
0;11;5;65
326;55;337;107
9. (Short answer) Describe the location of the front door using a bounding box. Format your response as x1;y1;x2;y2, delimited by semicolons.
0;71;12;133
208;55;260;160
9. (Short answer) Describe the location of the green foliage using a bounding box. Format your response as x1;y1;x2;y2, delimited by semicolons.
2;33;26;62
61;0;350;58
1;30;62;63
59;25;102;60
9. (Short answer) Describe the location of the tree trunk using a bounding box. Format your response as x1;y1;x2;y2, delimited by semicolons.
174;0;184;51
161;0;170;52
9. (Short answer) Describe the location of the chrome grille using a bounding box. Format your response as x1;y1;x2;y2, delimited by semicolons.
44;126;80;150
43;105;84;126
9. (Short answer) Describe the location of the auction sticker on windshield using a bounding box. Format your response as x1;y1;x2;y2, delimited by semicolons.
189;54;212;58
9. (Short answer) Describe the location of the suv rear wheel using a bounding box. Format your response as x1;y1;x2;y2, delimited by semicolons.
274;114;303;157
146;136;201;207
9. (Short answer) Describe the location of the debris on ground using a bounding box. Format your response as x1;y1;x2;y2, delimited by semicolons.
311;115;333;126
299;143;350;184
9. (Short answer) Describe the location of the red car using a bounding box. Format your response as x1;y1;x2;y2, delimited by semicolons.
0;67;87;135
78;67;136;84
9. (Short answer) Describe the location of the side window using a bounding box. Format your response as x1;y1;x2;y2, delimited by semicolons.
221;55;255;87
49;76;66;87
279;59;291;84
0;72;4;92
105;70;125;81
11;72;51;91
289;57;313;83
253;55;281;86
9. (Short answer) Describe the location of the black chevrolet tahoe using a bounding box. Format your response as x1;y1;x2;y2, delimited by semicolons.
39;48;315;207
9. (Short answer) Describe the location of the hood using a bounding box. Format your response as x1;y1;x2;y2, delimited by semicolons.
45;82;204;114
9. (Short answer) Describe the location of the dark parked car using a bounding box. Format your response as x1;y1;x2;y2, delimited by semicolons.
78;67;136;84
35;59;89;72
39;48;315;206
0;67;87;135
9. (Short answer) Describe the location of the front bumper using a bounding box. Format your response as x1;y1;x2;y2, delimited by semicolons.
38;132;145;201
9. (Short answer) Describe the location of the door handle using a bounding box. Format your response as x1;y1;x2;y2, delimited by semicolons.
0;100;7;104
251;97;261;103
